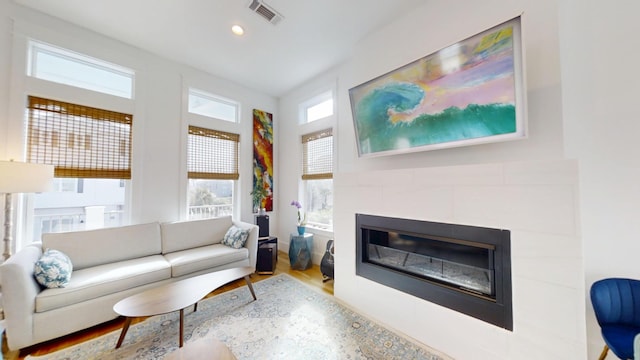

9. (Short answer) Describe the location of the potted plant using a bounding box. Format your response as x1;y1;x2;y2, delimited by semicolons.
290;200;307;234
250;184;268;213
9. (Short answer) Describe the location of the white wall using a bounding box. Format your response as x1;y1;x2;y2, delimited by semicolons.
279;0;594;358
339;0;565;172
559;0;640;357
334;160;583;359
277;73;337;260
0;1;278;246
0;0;11;160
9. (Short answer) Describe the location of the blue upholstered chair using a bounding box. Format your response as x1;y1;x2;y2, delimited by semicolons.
590;278;640;360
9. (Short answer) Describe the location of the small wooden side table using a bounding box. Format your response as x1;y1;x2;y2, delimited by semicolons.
289;233;313;270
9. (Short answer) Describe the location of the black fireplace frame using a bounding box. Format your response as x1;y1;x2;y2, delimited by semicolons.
356;214;513;330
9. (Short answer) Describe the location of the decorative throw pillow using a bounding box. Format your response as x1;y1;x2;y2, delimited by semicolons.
222;225;249;249
34;249;73;288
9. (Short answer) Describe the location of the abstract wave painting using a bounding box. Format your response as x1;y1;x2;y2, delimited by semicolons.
349;16;525;157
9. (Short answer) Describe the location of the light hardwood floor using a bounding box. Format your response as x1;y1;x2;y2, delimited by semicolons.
3;251;334;359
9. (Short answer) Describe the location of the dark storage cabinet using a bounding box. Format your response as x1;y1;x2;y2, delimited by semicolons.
257;236;277;274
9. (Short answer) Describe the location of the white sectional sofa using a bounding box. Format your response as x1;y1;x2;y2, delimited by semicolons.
0;216;258;350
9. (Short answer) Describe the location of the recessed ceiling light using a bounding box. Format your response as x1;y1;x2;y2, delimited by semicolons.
231;25;244;36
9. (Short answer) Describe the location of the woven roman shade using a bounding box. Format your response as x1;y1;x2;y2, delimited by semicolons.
302;128;333;180
188;125;239;180
26;96;132;179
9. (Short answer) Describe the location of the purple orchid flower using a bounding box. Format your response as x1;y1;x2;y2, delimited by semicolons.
290;200;306;226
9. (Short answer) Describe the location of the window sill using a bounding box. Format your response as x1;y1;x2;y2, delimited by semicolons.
305;226;333;238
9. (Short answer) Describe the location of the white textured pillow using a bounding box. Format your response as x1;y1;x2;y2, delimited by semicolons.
222;225;249;249
34;249;73;288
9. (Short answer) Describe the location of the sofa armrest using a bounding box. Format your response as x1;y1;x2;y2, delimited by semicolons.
233;220;259;270
0;243;43;350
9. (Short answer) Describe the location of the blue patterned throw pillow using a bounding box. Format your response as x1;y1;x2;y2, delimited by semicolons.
34;249;73;288
222;225;249;249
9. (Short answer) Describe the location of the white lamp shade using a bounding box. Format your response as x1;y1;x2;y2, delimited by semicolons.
0;161;54;193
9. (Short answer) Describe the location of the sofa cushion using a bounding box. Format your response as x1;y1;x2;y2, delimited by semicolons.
34;249;73;288
222;225;249;249
42;222;162;270
163;244;249;277
35;255;171;313
160;216;233;254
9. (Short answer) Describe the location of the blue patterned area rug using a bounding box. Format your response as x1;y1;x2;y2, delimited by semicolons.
27;274;449;360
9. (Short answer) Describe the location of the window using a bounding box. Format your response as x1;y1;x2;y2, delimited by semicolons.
33;180;125;236
28;40;134;99
26;96;131;239
300;91;333;123
52;178;82;193
187;125;239;219
302;128;333;230
188;88;239;122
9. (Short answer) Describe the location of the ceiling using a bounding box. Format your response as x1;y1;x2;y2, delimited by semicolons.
13;0;426;97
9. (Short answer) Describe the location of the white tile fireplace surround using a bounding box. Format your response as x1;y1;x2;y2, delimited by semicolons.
333;159;586;360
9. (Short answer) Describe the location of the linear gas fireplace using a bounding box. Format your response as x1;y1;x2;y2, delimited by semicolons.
356;214;512;330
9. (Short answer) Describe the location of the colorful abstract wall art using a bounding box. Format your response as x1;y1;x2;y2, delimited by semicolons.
252;109;274;212
349;16;526;157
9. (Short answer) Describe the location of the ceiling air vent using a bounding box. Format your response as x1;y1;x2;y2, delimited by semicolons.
248;0;283;25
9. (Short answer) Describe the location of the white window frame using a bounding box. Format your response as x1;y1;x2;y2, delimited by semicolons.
188;88;240;123
27;40;135;99
299;90;334;124
301;129;334;232
297;87;336;234
13;37;135;250
185;126;239;220
181;83;243;220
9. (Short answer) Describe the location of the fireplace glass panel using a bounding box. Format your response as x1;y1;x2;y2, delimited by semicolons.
365;229;495;297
